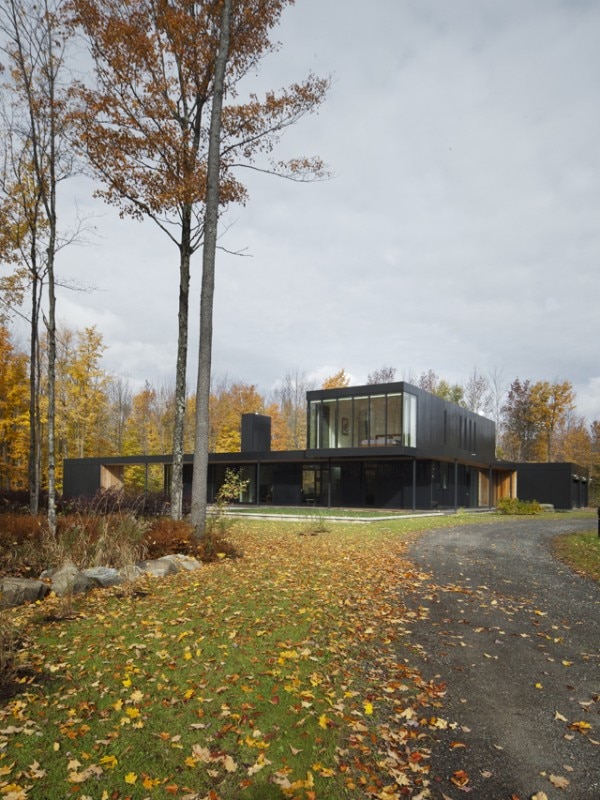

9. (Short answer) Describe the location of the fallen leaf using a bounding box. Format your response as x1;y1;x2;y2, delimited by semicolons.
549;774;569;790
450;769;469;787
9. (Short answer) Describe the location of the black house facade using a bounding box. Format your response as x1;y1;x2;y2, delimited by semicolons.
64;381;525;511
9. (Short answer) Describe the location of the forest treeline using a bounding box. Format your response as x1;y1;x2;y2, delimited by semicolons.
1;325;598;500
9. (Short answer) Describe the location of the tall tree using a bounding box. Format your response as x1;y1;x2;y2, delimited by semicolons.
463;366;493;416
529;380;575;462
209;380;264;452
190;0;232;534
122;382;164;491
0;324;29;490
0;0;73;528
55;325;109;459
322;368;350;389
417;369;439;394
555;410;592;467
70;0;328;521
501;379;539;461
106;374;133;454
367;365;396;385
272;369;313;448
488;365;507;448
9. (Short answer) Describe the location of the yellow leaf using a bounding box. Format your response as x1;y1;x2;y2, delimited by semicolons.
99;755;118;769
122;677;132;688
549;774;570;789
535;683;543;689
222;755;237;772
124;772;137;784
363;701;373;715
569;720;592;733
318;714;330;729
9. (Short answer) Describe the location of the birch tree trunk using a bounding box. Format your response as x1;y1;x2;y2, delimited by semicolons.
190;0;231;537
170;204;192;520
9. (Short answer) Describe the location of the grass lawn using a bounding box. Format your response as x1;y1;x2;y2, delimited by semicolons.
1;511;596;799
552;526;600;583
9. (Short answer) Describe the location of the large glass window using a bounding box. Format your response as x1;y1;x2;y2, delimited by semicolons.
309;401;320;448
387;393;402;445
321;399;337;448
337;397;353;448
354;396;370;446
403;392;417;447
371;395;386;444
309;390;418;450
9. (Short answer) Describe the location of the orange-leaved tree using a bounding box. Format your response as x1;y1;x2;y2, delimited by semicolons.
69;0;329;525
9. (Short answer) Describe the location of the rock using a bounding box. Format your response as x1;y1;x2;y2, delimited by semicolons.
0;577;50;608
50;561;101;597
158;554;202;572
119;564;144;581
135;559;179;578
0;550;202;609
81;566;124;588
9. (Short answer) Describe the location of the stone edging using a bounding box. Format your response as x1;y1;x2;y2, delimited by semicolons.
0;554;203;609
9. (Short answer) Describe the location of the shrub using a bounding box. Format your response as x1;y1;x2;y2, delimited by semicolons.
143;518;196;559
193;530;242;563
496;497;542;515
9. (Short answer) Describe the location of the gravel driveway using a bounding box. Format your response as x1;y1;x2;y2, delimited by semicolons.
403;517;599;800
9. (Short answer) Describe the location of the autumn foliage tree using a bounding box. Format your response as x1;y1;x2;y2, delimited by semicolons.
209;379;264;452
271;369;313;449
69;0;328;528
322;368;350;389
0;325;29;490
500;378;576;462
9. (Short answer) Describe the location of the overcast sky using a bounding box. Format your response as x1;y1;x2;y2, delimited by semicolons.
46;0;600;420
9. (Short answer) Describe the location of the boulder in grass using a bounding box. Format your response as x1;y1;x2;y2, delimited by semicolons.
50;561;102;597
158;554;202;573
82;566;124;588
0;577;50;608
135;559;179;578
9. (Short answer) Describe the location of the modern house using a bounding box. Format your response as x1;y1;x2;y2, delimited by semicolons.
62;381;588;511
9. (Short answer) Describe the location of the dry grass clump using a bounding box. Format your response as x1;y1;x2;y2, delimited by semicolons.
0;510;241;577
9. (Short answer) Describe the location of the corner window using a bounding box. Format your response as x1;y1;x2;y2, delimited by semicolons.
403;392;417;447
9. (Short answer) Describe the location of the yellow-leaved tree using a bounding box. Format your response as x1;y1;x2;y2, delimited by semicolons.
0;325;29;490
322;369;351;390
